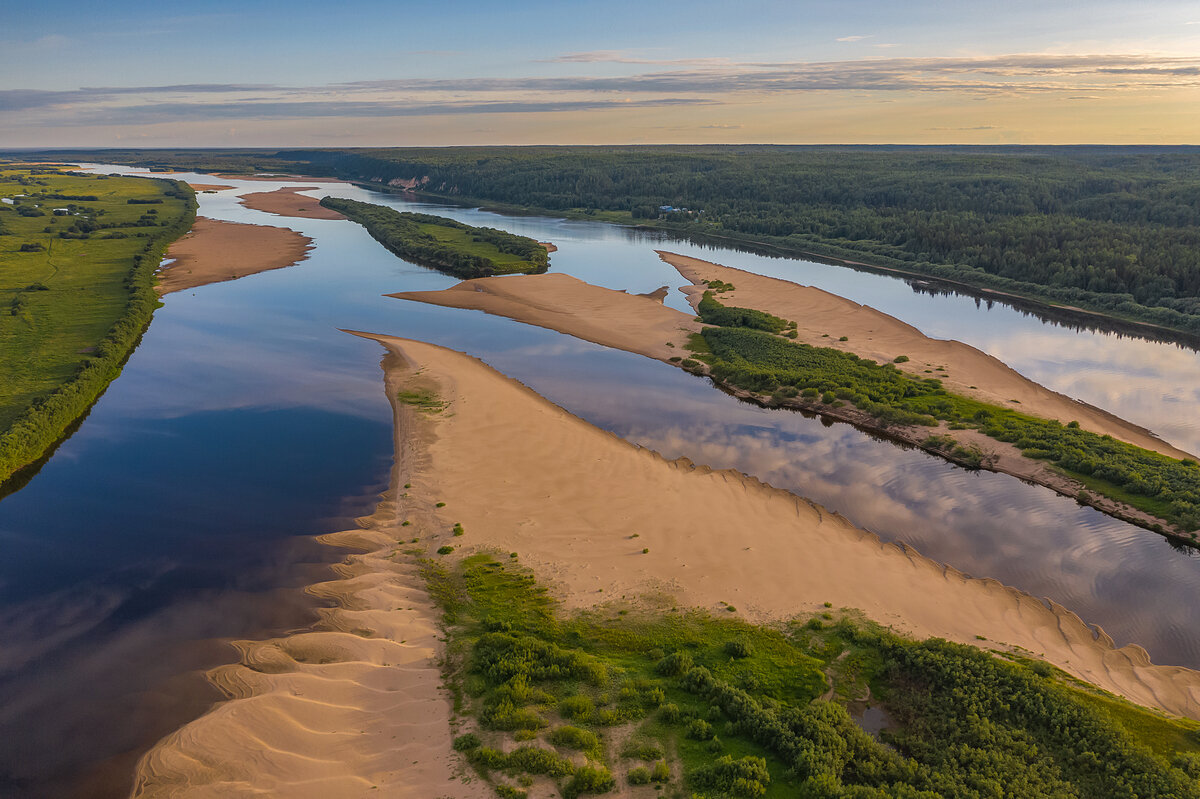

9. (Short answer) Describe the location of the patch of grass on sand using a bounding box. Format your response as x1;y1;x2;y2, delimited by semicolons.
424;553;1200;799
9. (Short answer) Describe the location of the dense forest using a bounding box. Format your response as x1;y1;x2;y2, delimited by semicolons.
319;197;549;278
17;146;1200;334
277;146;1200;335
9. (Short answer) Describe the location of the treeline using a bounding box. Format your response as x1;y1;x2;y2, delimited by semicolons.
276;146;1200;336
432;552;1200;799
319;197;548;278
692;295;1200;533
0;178;196;484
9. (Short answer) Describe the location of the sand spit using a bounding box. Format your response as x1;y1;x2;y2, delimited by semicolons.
158;217;314;295
239;187;346;220
130;349;489;799
390;266;1194;535
658;251;1192;461
349;335;1200;719
185;183;234;192
389;272;701;361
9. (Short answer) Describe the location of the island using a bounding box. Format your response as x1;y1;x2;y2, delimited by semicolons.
319;196;551;278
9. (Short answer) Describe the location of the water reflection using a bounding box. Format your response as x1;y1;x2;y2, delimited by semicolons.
0;164;1194;796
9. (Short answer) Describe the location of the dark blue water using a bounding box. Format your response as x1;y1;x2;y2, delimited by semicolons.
1;165;1198;796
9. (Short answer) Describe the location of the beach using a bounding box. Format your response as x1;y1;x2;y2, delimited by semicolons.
131;333;1200;796
158;217;314;294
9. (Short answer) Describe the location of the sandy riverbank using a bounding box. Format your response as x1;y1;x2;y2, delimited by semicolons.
239;187;346;220
389;262;1195;535
185;183;234;192
158;217;314;295
658;251;1193;461
130;333;1200;798
129;347;490;799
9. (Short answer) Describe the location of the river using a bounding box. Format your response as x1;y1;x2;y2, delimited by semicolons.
1;166;1197;796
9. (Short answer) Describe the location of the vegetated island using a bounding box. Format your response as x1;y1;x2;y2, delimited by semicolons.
0;165;195;485
389;255;1200;541
158;217;315;294
320;196;550;278
133;333;1200;799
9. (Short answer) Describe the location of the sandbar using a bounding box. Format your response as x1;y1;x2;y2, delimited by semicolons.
389;262;1195;534
658;251;1193;461
185;183;234;192
131;333;1200;797
238;187;346;220
158;217;314;294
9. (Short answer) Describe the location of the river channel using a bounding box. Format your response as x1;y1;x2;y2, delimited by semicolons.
1;166;1197;796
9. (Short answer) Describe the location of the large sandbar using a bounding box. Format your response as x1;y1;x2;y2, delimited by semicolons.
158;217;313;294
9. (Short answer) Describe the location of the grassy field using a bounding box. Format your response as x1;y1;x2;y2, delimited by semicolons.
425;550;1200;799
0;166;194;482
416;222;537;272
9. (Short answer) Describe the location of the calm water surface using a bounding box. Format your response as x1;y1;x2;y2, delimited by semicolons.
0;165;1197;796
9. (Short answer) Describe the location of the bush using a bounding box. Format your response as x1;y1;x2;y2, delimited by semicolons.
559;694;594;721
724;640;753;658
685;718;714;740
627;766;652;785
894;355;910;363
437;545;455;555
452;732;481;751
564;764;614;798
548;725;601;755
650;760;670;783
692;755;770;797
655;651;694;676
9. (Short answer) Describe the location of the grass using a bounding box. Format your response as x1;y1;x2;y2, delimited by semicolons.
396;388;448;412
0;166;194;482
417;223;538;272
423;552;1200;798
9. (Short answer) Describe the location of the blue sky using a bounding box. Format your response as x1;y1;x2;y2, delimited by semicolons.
2;0;1199;145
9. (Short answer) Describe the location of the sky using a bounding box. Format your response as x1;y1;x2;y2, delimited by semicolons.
1;0;1199;147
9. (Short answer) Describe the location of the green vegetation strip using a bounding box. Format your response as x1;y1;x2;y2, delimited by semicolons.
429;552;1200;799
690;293;1200;533
319;197;548;278
0;167;196;484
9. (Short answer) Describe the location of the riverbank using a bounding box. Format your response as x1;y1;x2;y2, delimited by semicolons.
158;217;314;294
130;332;1200;796
239;187;346;220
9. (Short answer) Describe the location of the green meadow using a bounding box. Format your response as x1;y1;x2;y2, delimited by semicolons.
0;166;195;482
427;551;1200;799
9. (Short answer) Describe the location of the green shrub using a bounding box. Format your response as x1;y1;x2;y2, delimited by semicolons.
437;545;455;555
627;766;652;785
655;651;694;677
692;755;770;797
548;725;601;756
559;694;595;722
894;355;910;363
685;718;714;740
651;760;670;783
724;640;753;658
452;733;481;751
564;765;614;798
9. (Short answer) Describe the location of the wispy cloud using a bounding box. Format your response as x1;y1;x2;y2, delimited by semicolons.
3;52;1199;131
836;35;871;42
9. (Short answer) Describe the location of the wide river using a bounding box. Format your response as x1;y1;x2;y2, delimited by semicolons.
2;166;1199;796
